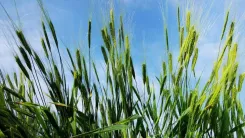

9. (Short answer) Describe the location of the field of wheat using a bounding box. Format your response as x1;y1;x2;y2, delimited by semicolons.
0;0;245;138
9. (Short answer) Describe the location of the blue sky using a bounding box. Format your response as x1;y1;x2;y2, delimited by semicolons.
1;0;245;107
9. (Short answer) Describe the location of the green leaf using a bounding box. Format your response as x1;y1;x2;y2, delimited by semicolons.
101;46;108;64
15;102;39;107
43;109;61;134
3;86;26;101
15;56;30;79
72;124;128;137
228;122;245;134
115;114;141;124
0;129;5;138
51;102;68;107
0;86;6;108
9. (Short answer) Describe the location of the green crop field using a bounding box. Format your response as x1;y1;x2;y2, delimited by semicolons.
0;0;245;137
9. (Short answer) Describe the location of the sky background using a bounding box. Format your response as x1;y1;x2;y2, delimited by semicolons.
1;0;245;107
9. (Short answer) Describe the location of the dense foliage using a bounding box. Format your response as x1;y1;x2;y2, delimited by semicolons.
0;2;245;138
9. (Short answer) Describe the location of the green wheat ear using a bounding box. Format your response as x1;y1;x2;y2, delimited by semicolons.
16;30;32;55
165;28;169;51
76;49;82;74
15;55;30;79
186;11;191;33
177;7;181;32
238;73;245;92
88;20;92;49
221;11;230;40
19;46;32;71
41;38;49;58
191;48;198;73
142;63;147;84
168;53;173;74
